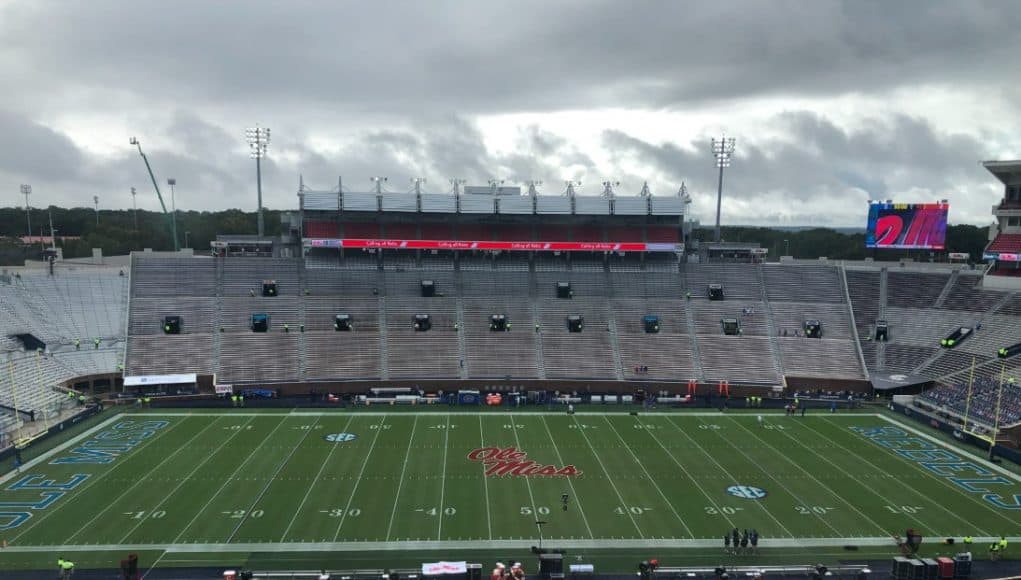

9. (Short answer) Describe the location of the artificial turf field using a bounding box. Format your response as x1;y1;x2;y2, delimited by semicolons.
1;409;1020;572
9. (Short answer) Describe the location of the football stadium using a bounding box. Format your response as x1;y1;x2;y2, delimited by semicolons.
2;161;1021;580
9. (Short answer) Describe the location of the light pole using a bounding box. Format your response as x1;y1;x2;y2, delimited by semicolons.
93;195;100;226
711;134;736;243
20;184;32;242
185;230;191;248
245;125;271;237
167;178;178;248
130;187;138;230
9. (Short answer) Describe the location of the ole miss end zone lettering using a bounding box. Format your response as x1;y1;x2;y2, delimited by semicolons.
0;419;171;531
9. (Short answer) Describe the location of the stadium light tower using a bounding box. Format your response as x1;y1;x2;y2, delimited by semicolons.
488;179;505;195
167;178;178;247
370;176;388;194
20;184;32;241
525;180;543;196
411;177;427;194
93;195;100;226
449;178;466;195
245;125;270;237
711;134;737;243
601;180;620;197
564;180;581;197
130;187;138;230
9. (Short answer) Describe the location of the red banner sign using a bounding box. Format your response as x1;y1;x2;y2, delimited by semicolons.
468;446;582;477
306;238;680;253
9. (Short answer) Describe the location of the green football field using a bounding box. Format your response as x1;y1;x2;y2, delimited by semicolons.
1;409;1020;571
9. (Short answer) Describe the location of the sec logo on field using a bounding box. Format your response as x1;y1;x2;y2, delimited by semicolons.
324;433;358;443
726;485;767;499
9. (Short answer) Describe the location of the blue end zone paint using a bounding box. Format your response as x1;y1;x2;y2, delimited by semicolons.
850;425;1021;510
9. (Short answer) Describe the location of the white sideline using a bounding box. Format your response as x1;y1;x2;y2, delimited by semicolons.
2;536;1020;553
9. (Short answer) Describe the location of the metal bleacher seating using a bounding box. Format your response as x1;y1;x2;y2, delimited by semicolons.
537;297;616;379
779;338;865;379
883;344;938;373
886;271;949;308
769;302;854;339
691;301;768;336
762;265;844;303
683;264;762;300
845;270;881;335
463;297;538;379
883;306;972;348
941;274;1003;312
222;259;300;296
698;336;779;384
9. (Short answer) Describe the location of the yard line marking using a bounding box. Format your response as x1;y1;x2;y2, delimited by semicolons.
9;414;191;542
279;414;357;541
385;416;419;541
171;416;290;543
800;417;982;535
334;415;387;542
664;416;795;538
436;414;451;541
226;415;322;542
510;417;539;528
734;417;894;536
478;415;493;540
719;416;870;536
636;415;737;529
601;415;694;539
850;415;1021;530
570;414;644;538
140;550;167;580
65;416;222;544
540;415;593;539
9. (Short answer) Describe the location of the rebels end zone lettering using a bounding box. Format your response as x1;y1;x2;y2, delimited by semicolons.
468;447;581;477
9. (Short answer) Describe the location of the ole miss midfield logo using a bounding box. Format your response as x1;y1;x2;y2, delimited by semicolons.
468;447;582;478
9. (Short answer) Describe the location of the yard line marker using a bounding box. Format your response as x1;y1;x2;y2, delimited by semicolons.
540;415;593;539
800;417;982;535
9;414;192;543
279;414;357;541
664;415;795;538
171;416;291;544
733;416;891;536
437;414;451;541
600;415;694;539
332;415;388;541
67;416;224;544
226;415;323;542
570;414;644;538
385;416;420;541
716;416;851;537
92;416;231;543
637;415;737;529
850;415;1021;531
478;415;493;540
510;417;539;527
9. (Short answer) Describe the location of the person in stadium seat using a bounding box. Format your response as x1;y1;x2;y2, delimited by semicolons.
491;563;505;580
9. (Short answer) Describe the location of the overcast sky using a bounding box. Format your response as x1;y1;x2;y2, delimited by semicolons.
1;0;1019;228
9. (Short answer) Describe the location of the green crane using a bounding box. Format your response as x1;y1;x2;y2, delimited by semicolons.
129;137;179;251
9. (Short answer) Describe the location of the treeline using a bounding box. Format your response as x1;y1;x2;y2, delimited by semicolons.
696;224;990;262
0;205;991;266
0;206;283;265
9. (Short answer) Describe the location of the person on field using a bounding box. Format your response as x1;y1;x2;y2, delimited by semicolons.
723;533;731;554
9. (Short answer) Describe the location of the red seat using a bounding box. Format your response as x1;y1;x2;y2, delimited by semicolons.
988;233;1021;253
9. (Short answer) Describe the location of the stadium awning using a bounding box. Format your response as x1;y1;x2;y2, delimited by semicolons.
871;372;933;391
124;373;198;387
